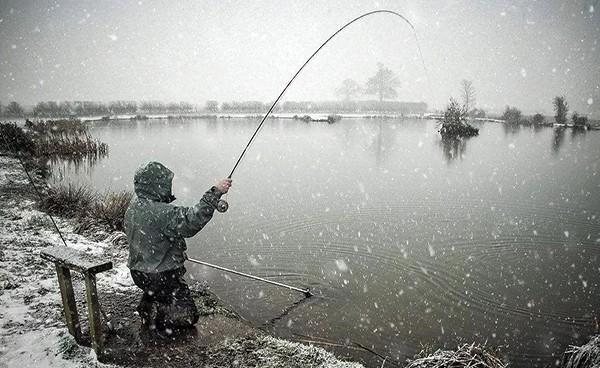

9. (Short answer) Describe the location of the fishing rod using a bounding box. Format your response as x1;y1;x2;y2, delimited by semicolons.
203;9;429;298
215;9;428;213
186;256;313;297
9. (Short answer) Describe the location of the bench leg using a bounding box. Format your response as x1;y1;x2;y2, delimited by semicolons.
84;273;103;355
56;265;82;343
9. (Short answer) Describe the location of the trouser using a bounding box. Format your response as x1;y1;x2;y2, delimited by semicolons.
130;267;199;331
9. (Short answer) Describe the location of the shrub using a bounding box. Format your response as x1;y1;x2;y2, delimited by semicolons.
501;106;523;124
39;183;133;232
438;99;479;138
91;191;133;231
532;113;545;125
326;114;342;124
39;183;96;218
0;122;35;154
572;112;589;129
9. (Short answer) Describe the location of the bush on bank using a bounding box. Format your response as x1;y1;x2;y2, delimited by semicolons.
39;183;132;232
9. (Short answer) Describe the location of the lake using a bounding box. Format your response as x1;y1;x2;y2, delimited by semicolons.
51;118;600;367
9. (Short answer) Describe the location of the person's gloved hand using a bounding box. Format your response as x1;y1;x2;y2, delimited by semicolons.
215;178;232;194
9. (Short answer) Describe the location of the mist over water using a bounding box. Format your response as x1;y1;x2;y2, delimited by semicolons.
52;118;600;367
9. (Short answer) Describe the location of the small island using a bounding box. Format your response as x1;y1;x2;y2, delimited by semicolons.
438;98;479;139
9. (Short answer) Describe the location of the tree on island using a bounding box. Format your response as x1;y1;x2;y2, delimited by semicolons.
571;112;589;129
364;63;401;103
501;106;523;125
460;79;476;113
532;113;545;125
438;98;479;139
4;101;24;117
335;79;362;101
553;96;568;125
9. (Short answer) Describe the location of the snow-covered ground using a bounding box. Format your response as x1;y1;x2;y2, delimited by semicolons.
0;155;124;367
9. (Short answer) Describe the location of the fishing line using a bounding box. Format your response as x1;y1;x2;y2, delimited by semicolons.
227;9;432;181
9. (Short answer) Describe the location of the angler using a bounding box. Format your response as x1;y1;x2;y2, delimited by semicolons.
124;161;232;336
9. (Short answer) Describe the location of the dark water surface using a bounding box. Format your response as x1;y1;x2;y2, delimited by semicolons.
53;118;600;367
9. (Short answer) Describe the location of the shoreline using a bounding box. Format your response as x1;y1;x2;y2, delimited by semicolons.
0;154;364;367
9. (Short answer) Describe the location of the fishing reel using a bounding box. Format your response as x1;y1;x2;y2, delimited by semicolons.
216;199;229;213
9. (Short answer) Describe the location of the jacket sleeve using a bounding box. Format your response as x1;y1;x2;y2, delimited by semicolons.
163;187;223;239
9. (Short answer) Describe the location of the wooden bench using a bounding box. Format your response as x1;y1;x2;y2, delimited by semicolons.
40;246;112;357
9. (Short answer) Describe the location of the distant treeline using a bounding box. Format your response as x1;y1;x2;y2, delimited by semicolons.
0;99;428;118
214;100;428;114
30;100;196;117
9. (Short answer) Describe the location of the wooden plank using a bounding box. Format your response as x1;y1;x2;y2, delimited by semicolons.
56;265;83;343
41;246;112;274
84;273;103;354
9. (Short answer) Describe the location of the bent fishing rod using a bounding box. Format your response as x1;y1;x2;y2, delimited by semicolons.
201;10;429;298
214;9;428;215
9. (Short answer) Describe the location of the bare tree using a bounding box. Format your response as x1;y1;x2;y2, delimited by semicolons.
461;79;476;112
335;79;362;101
364;63;401;102
553;96;568;125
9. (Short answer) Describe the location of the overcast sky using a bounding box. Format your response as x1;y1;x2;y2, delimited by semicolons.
0;0;598;116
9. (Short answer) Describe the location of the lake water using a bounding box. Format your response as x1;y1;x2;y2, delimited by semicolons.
52;118;600;367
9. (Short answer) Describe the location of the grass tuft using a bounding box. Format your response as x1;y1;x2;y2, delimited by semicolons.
562;336;600;368
39;183;97;218
90;191;132;231
39;183;132;232
407;343;506;368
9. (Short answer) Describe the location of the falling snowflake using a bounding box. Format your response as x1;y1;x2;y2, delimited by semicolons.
108;34;118;41
588;98;594;105
335;259;348;272
427;243;435;257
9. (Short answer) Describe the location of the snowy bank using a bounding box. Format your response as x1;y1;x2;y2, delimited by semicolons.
0;154;363;368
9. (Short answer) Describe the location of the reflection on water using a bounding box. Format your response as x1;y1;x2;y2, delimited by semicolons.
48;150;108;183
503;123;521;135
552;127;566;154
439;137;469;162
51;118;600;367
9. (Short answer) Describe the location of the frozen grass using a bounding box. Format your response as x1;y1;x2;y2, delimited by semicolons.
25;119;88;135
90;191;132;231
25;119;109;157
406;343;506;368
39;183;132;231
562;336;600;368
205;335;363;368
33;133;108;157
39;183;97;218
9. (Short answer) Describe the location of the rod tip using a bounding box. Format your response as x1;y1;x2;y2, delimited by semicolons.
304;289;313;298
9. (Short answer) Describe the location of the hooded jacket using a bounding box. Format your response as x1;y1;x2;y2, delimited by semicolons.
125;161;222;273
